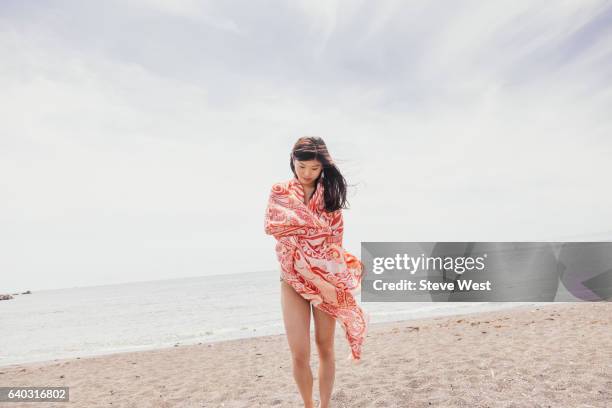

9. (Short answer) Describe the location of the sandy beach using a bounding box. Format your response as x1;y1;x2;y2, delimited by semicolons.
1;302;610;407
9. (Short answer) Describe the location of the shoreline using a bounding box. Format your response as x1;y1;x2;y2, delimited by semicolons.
1;302;540;369
2;302;610;407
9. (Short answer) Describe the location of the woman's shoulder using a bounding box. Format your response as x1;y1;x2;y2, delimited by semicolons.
325;207;343;218
267;180;291;199
269;179;295;191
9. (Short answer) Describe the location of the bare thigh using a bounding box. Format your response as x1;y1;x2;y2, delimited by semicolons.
280;280;311;360
313;304;336;352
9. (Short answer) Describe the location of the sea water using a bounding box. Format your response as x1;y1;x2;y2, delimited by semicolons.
0;270;538;367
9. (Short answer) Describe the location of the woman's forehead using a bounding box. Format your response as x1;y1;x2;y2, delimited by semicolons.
296;159;321;167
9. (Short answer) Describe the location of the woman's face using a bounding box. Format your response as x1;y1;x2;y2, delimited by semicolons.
294;159;322;187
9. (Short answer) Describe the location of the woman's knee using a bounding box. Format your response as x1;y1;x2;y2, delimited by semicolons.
315;340;334;359
291;350;311;366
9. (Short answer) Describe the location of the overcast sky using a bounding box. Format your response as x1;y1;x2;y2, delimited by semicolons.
2;0;612;292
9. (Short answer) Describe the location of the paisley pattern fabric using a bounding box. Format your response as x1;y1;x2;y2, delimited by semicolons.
264;176;370;363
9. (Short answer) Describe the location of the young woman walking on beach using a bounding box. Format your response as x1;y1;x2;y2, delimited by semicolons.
264;137;369;408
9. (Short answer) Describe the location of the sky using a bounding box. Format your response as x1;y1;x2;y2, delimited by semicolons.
1;0;612;292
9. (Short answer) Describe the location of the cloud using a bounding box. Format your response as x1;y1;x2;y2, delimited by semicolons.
1;0;611;291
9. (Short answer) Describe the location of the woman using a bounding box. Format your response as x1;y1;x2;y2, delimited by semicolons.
264;137;369;408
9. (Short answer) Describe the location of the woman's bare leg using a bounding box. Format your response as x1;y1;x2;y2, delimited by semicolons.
313;305;336;408
281;279;315;408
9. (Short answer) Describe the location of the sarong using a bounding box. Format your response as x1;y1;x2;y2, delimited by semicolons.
264;177;370;362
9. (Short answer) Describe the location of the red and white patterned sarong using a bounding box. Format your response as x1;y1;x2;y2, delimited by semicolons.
264;177;369;363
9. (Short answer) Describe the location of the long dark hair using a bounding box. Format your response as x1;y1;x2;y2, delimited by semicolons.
289;136;348;212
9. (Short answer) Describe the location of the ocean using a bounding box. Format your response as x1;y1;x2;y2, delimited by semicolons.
0;270;538;367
